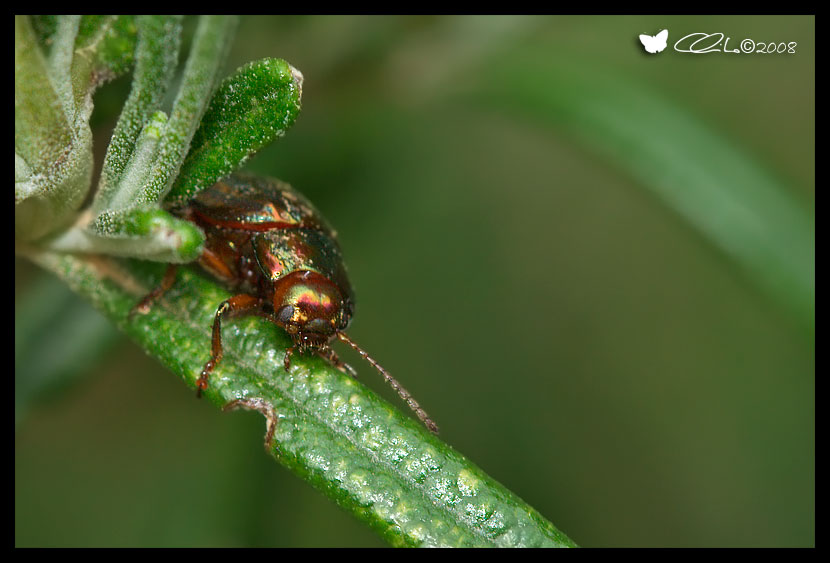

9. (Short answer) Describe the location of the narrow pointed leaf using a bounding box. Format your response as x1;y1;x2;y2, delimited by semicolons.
131;15;238;207
45;15;80;118
45;207;203;263
73;15;138;85
167;58;303;204
461;53;814;333
27;249;576;548
15;274;119;427
94;16;182;210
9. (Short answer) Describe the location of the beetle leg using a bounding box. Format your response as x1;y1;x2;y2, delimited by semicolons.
283;345;296;372
317;346;357;378
129;264;178;319
197;293;264;397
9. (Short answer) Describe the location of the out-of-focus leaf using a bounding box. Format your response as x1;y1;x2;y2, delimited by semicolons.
459;53;814;333
15;273;120;427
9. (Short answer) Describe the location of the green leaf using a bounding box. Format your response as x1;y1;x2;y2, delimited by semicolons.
96;109;172;213
74;15;138;84
14;15;72;178
15;15;92;242
15;15;138;243
29;15;59;52
45;206;204;263
167;58;303;205
61;15;137;124
44;15;80;118
131;15;238;207
26;249;576;548
94;16;182;211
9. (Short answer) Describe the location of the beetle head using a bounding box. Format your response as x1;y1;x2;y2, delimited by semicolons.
272;270;350;349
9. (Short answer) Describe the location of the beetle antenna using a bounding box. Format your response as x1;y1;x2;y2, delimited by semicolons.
336;332;439;434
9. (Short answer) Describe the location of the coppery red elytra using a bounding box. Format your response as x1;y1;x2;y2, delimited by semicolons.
132;173;439;434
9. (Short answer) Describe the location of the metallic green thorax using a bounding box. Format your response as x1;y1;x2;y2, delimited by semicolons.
188;173;330;230
179;173;355;315
253;229;351;296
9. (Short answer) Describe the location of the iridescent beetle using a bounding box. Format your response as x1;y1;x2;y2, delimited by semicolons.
133;173;439;434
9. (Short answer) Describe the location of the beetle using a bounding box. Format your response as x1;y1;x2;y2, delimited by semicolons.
132;173;439;434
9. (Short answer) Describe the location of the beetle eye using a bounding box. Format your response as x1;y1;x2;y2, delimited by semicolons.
276;305;295;324
337;311;350;330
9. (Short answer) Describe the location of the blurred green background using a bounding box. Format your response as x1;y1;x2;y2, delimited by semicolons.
16;15;814;547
